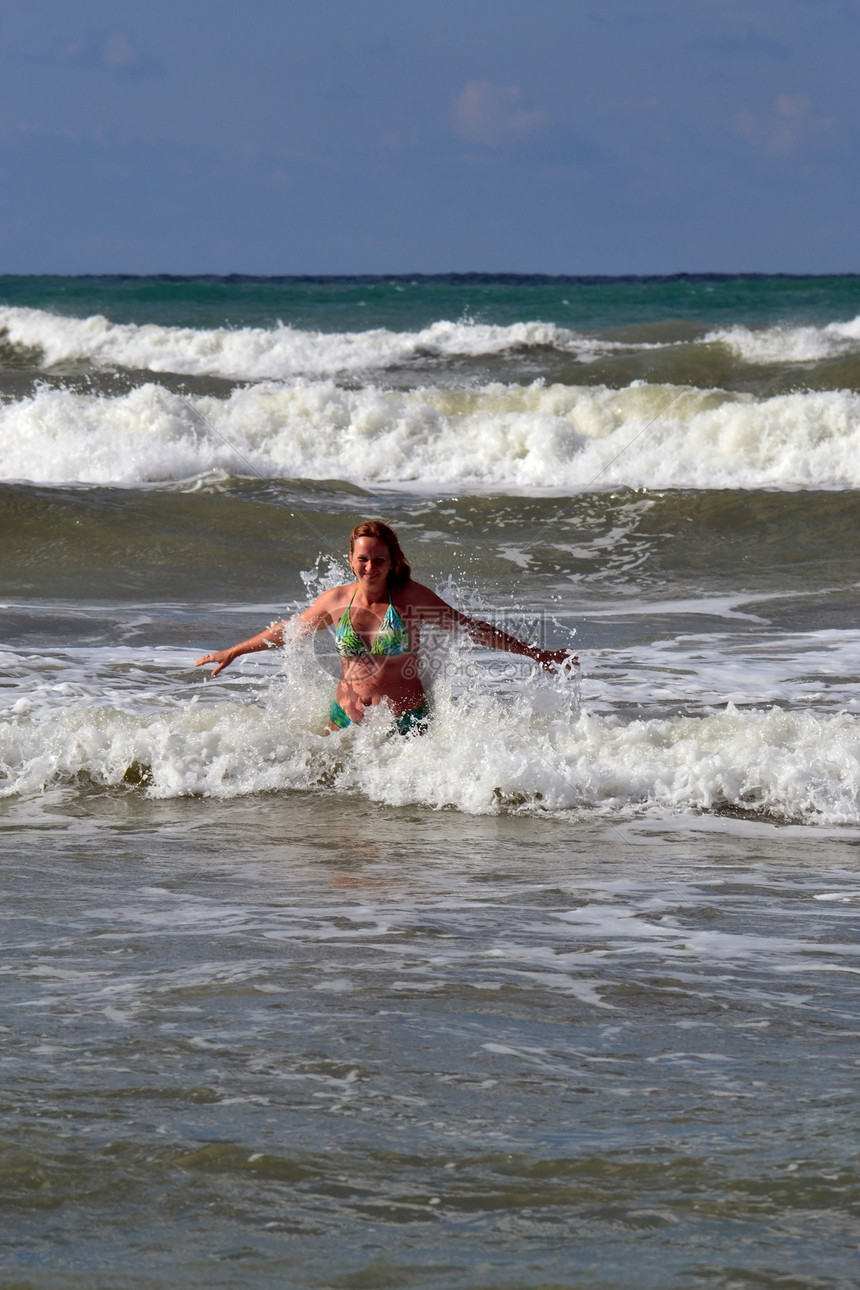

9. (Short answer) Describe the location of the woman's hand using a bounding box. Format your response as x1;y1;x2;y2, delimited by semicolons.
534;648;579;673
194;648;240;677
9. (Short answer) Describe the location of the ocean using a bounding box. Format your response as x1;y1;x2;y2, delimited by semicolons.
1;274;859;1289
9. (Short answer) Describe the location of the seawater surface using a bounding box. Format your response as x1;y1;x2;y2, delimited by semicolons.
1;274;859;1290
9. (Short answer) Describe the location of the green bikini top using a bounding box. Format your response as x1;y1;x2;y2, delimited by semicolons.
335;589;410;657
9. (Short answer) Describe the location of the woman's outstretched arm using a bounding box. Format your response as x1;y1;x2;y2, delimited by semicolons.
413;584;578;671
194;621;288;677
195;593;338;677
460;616;576;670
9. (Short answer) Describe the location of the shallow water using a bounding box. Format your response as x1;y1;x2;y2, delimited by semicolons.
4;795;860;1289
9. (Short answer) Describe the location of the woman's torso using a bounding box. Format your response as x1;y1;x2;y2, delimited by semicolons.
332;583;425;719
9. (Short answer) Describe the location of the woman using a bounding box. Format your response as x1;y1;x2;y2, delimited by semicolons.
195;519;577;732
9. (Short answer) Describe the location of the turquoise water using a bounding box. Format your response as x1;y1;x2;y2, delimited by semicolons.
4;271;860;332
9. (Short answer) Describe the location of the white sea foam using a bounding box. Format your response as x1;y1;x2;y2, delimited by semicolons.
6;304;860;384
0;644;857;824
0;686;856;824
705;315;860;364
582;627;860;716
2;378;860;490
0;305;614;380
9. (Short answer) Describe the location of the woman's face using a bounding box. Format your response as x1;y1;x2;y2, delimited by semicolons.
350;536;392;588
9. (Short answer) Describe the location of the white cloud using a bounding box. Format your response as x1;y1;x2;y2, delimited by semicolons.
734;94;839;158
102;32;137;70
453;81;546;148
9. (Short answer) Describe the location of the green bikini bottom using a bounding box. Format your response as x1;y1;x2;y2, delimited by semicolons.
329;699;429;736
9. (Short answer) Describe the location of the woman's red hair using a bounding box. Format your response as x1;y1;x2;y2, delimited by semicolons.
349;520;412;587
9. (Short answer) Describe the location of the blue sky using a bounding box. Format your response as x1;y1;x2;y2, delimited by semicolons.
1;0;858;274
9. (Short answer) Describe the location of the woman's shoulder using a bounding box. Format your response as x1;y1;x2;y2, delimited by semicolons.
330;580;358;599
306;581;356;615
394;579;451;610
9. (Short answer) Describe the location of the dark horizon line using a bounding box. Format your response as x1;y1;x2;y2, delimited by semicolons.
2;270;860;285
